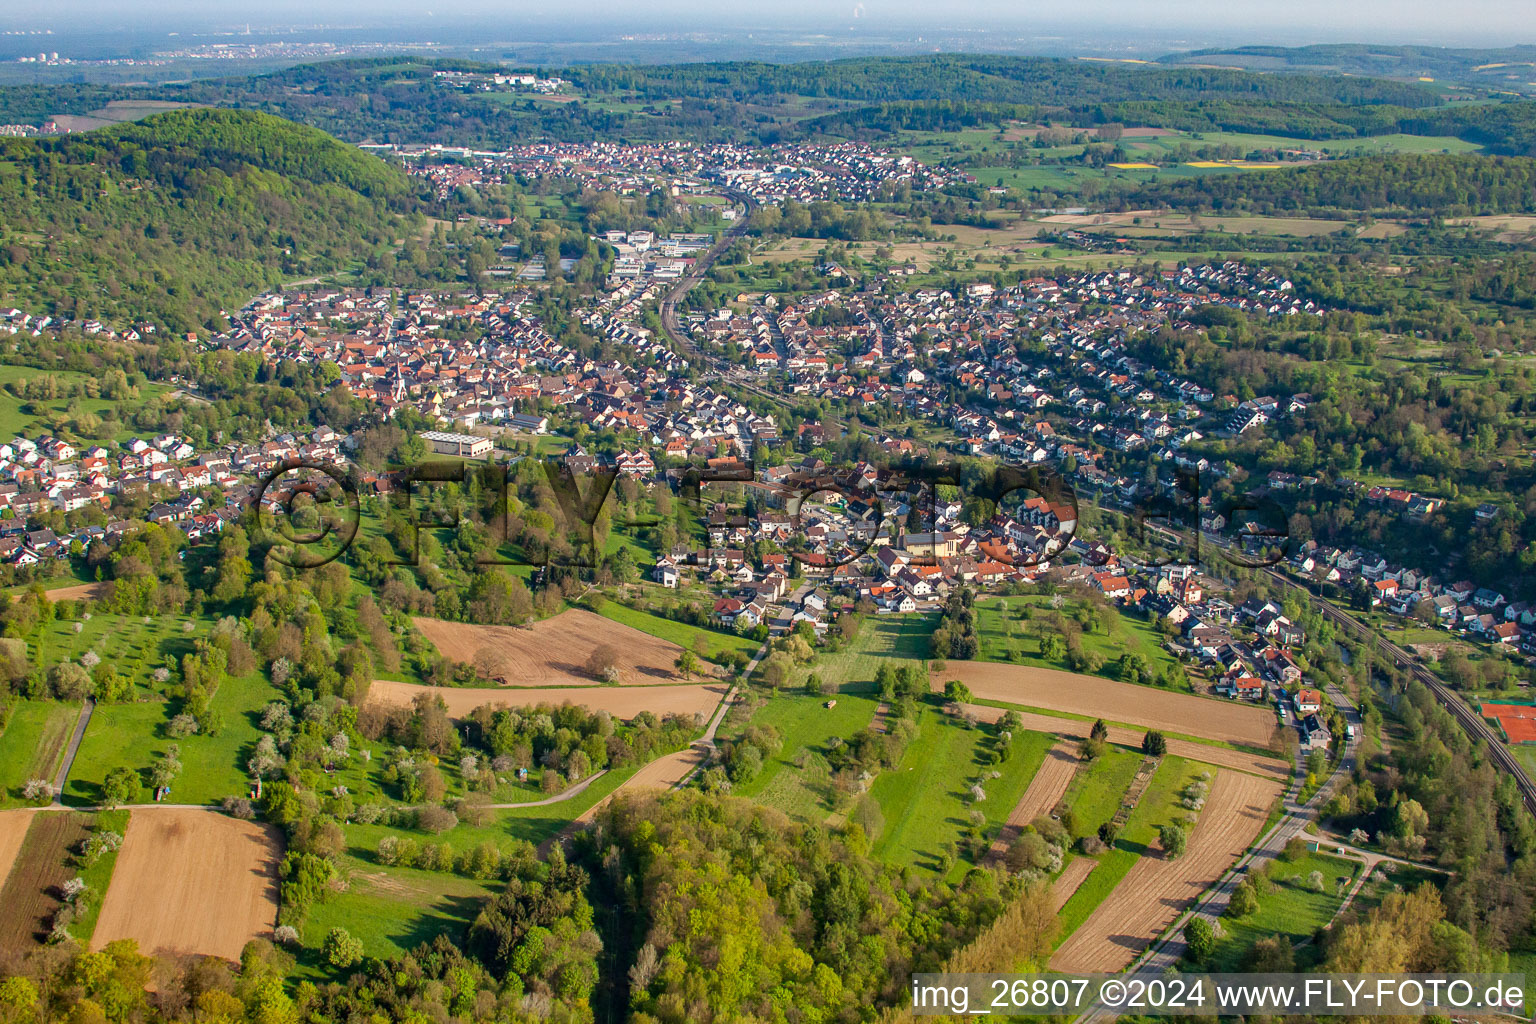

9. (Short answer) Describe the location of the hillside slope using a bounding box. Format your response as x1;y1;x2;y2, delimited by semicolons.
0;108;424;332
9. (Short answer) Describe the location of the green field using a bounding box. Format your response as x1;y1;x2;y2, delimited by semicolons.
0;701;77;805
66;808;129;943
1207;851;1359;969
805;613;937;692
594;601;761;663
725;692;883;820
870;710;1054;877
30;611;203;691
299;770;639;968
63;671;278;807
0;363;172;445
1055;755;1204;943
973;596;1185;690
1058;747;1142;839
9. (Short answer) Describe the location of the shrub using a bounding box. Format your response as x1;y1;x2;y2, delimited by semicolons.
322;927;364;969
417;805;458;834
1159;822;1188;858
1184;916;1215;964
221;796;255;820
167;713;200;738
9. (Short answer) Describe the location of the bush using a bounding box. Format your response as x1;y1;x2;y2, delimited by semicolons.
417;805;458;834
221;796;255;820
322;927;364;969
1159;822;1188;858
1184;916;1215;964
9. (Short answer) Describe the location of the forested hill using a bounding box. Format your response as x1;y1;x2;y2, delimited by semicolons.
1116;153;1536;217
0;108;424;332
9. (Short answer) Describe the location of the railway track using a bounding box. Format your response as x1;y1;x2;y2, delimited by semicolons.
655;190;796;409
1262;568;1536;817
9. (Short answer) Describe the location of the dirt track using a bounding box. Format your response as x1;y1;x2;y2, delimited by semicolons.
93;808;280;961
960;704;1290;781
414;609;697;686
1051;857;1098;913
369;678;728;722
985;741;1079;864
1050;769;1281;972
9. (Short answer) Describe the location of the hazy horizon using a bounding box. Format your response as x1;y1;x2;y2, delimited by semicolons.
1;0;1533;53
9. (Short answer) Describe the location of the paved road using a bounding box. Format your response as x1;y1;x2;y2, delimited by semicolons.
1077;687;1362;1022
1260;566;1536;818
50;699;94;805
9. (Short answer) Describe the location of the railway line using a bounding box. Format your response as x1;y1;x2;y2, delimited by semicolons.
1262;567;1536;817
655;190;796;409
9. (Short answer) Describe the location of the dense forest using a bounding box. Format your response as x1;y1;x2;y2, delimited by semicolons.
1117;153;1536;216
9;55;1536;155
0;108;426;331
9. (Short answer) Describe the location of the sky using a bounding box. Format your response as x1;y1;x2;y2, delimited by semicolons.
1;0;1533;49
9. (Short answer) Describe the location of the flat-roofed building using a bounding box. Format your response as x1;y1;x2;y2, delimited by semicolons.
420;431;492;458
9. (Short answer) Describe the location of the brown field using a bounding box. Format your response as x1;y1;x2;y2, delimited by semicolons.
0;811;87;954
1050;769;1281;971
959;704;1290;782
936;662;1278;749
413;609;699;686
985;740;1079;864
1051;857;1098;913
0;809;36;889
93;808;280;961
43;582;109;603
368;678;728;722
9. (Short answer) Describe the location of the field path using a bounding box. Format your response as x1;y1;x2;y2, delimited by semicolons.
538;746;706;856
50;700;93;803
1050;857;1098;913
936;662;1277;748
984;740;1079;864
93;807;279;961
1050;769;1281;972
960;704;1288;781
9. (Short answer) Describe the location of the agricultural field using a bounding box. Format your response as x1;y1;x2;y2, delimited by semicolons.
1052;755;1203;946
63;670;276;807
0;811;88;954
985;740;1079;863
0;809;36;893
867;709;1054;877
411;608;714;685
1053;767;1284;971
1207;850;1359;970
0;701;77;805
933;660;1280;749
973;595;1185;689
962;704;1292;782
92;807;280;960
593;601;762;662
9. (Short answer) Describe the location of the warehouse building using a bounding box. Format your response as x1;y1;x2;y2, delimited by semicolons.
420;431;493;458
